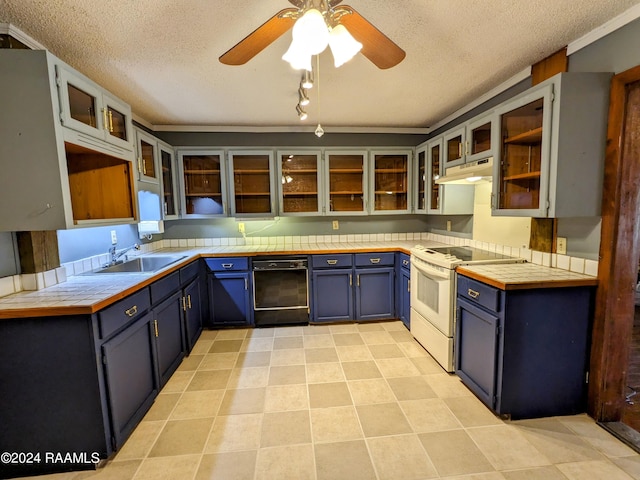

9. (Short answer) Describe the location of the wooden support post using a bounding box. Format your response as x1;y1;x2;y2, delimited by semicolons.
16;231;60;274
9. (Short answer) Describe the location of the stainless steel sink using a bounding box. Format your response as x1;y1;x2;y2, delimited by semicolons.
90;255;187;274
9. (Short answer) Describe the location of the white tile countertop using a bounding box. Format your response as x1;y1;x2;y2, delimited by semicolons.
456;262;598;291
0;240;445;319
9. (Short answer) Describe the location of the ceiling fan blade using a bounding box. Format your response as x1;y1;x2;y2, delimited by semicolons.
337;6;406;69
288;0;343;7
219;8;298;65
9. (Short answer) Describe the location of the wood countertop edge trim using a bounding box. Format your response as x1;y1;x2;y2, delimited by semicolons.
0;247;414;319
456;269;599;291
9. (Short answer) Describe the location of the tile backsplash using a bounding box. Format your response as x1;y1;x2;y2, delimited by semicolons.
0;232;599;298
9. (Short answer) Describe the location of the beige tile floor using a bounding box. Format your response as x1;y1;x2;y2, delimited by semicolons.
22;321;640;480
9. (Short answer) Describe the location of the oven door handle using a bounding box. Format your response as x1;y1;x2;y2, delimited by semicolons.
411;260;451;280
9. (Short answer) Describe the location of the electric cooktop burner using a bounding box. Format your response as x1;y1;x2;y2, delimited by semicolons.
429;246;515;262
411;244;522;267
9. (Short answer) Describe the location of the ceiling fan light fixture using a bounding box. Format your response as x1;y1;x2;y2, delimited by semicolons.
292;8;330;55
296;104;308;121
328;23;362;67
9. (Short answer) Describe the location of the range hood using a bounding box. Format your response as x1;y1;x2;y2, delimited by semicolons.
435;157;493;185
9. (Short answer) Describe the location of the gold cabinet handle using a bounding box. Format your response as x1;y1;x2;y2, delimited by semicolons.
187;294;192;309
125;305;138;317
468;288;480;299
408;279;411;293
326;259;338;265
349;274;352;286
369;258;381;264
458;142;463;158
182;296;187;312
154;319;159;337
357;274;360;287
102;108;108;131
108;110;114;132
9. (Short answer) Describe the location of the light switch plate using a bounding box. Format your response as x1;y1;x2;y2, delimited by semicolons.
332;220;339;230
110;230;117;245
556;237;567;255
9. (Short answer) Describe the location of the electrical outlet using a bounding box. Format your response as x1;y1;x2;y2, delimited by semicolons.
557;237;567;255
238;222;245;234
446;220;451;232
110;230;117;245
332;220;339;230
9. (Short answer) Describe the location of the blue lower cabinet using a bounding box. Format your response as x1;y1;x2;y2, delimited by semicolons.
183;277;203;351
102;312;158;449
312;269;353;322
153;291;186;386
456;274;594;419
355;267;395;320
208;271;252;326
398;266;411;329
310;253;396;323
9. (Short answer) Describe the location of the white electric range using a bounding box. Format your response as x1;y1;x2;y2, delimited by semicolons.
409;245;524;372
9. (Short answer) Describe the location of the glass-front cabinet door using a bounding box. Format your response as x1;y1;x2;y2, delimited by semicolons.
159;143;178;219
229;151;275;217
179;150;227;217
135;129;159;184
466;114;493;163
56;65;133;151
325;150;368;215
414;146;427;213
277;151;322;216
443;127;466;169
370;150;411;214
493;84;553;217
427;139;443;213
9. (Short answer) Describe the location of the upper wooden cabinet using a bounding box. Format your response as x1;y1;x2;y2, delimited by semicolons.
370;150;411;214
492;72;611;217
277;150;323;216
229;151;276;217
57;63;133;153
441;113;494;170
324;150;368;215
0;49;137;231
178;150;227;217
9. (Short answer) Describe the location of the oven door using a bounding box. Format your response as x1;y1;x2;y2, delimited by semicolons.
410;255;455;336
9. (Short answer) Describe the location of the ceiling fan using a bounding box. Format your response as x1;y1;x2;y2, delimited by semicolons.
219;0;406;69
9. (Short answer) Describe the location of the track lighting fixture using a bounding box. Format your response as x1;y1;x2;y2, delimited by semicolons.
298;87;310;106
301;70;313;89
296;104;308;121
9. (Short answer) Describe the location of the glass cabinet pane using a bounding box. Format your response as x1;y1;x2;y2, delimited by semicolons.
498;98;544;210
429;143;441;211
280;153;319;213
373;153;408;212
470;121;491;155
67;83;98;129
182;154;224;215
416;149;426;211
139;139;157;180
446;133;464;166
232;154;272;214
161;149;176;217
106;106;127;141
327;153;365;213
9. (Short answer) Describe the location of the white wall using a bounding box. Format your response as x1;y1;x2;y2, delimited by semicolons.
472;182;531;248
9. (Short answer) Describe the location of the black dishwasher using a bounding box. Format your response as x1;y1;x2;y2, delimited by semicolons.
252;257;309;327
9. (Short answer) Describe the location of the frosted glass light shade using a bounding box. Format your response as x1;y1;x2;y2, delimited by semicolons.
329;24;363;67
282;39;313;71
292;8;330;55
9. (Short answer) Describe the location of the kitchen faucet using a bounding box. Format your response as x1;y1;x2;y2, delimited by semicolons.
108;243;140;266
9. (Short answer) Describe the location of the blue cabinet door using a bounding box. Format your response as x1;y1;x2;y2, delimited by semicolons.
355;267;395;321
455;297;500;409
183;278;203;351
208;272;251;326
312;269;353;322
399;267;411;328
101;312;158;449
154;291;186;386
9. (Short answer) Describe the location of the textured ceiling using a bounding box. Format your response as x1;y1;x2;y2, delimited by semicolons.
1;0;639;130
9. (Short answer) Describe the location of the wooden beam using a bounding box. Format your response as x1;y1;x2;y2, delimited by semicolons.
529;218;556;253
16;231;60;274
532;47;568;86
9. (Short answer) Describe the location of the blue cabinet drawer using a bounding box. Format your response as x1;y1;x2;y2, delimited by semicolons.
205;257;249;271
99;288;151;339
355;252;395;267
179;260;200;284
457;275;501;312
150;271;180;304
312;254;353;269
